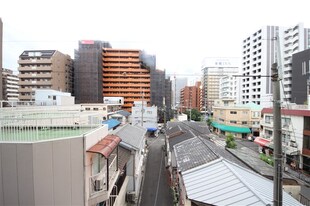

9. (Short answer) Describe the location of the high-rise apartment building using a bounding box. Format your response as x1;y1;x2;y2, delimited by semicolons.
241;26;278;107
0;18;3;100
102;48;151;112
201;58;239;111
280;23;310;103
2;68;18;101
18;50;73;101
241;23;310;107
74;40;111;103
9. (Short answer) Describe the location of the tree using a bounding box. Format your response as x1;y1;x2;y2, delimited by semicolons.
185;109;201;121
225;133;237;149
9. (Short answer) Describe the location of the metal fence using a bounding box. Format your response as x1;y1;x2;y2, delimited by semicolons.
0;110;102;142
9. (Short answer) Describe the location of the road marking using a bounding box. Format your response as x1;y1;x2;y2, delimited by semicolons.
154;149;164;206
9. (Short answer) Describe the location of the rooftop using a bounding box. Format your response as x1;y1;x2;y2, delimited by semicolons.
0;107;103;143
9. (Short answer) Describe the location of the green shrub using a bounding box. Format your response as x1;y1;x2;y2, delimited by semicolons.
225;134;236;149
259;153;274;166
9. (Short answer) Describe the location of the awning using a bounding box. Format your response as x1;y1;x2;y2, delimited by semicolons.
211;122;251;133
87;135;121;158
254;137;271;147
102;119;121;130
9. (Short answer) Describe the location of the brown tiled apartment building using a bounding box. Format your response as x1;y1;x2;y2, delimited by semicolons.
102;48;150;112
180;81;201;112
18;50;73;101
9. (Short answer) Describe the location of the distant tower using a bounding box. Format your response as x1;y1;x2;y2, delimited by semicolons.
201;57;239;111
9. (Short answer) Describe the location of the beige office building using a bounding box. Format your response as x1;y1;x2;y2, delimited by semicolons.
212;100;262;138
18;50;73;101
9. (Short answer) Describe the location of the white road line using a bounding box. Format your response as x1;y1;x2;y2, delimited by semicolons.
153;149;164;206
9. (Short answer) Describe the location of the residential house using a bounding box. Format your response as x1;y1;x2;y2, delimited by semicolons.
112;124;147;205
260;107;310;174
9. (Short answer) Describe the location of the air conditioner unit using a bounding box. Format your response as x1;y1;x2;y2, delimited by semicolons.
94;180;103;191
126;191;136;203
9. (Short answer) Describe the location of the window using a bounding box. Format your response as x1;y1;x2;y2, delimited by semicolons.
230;111;237;114
93;108;99;111
85;108;90;111
242;121;247;125
230;120;237;124
265;115;273;123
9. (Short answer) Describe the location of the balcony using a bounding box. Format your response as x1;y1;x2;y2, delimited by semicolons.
18;66;52;72
103;68;149;73
103;52;139;58
102;73;150;78
18;59;52;64
18;73;52;78
88;155;119;205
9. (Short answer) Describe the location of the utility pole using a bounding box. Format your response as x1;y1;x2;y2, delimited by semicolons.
272;62;283;206
163;97;166;129
141;90;144;127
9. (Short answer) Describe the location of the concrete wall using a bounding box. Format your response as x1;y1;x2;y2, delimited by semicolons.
0;137;84;206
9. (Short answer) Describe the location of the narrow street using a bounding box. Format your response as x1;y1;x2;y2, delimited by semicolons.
139;133;173;206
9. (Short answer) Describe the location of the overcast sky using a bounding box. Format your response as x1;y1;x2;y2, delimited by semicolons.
1;0;310;76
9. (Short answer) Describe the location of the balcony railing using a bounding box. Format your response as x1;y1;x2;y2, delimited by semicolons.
89;155;118;196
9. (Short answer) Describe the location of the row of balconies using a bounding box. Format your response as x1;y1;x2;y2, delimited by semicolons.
18;73;52;78
102;73;150;78
103;88;150;92
103;57;139;62
18;66;52;72
103;63;140;67
103;83;149;88
102;52;139;58
18;59;52;64
103;93;151;98
103;68;148;73
18;80;52;86
103;78;150;83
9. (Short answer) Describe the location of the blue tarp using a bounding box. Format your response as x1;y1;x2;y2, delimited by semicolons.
102;119;121;130
147;127;157;132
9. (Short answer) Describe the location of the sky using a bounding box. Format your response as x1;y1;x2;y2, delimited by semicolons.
1;0;310;77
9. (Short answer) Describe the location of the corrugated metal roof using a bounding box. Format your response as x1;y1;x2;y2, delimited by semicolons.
112;124;146;150
87;134;121;158
102;119;121;130
116;110;131;117
174;137;219;172
182;158;302;206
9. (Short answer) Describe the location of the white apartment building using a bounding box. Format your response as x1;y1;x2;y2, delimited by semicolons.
241;23;310;107
219;75;238;100
2;68;19;101
280;23;310;103
201;57;240;111
131;101;158;130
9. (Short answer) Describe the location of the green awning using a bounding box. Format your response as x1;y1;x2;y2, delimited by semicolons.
211;122;251;133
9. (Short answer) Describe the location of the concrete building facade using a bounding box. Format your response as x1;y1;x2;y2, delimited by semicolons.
18;50;73;101
74;40;111;103
280;23;310;103
201;57;239;111
219;75;237;100
2;68;18;101
180;81;201;112
102;48;151;112
291;48;310;104
0;106;130;206
241;23;310;107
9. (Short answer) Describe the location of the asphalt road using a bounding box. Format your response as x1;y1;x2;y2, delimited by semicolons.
139;133;173;206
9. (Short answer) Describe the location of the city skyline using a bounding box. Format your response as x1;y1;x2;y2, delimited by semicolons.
1;0;310;76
